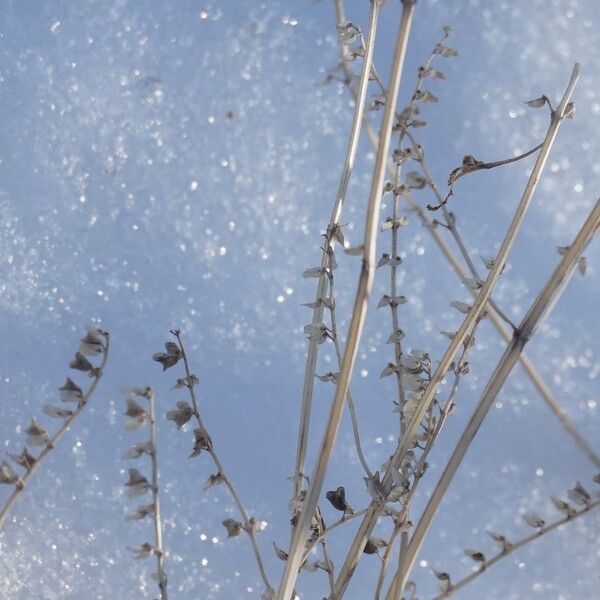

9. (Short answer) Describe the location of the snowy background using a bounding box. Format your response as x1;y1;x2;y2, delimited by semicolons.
1;0;599;598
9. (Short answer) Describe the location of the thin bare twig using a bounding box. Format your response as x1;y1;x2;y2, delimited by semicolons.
432;141;545;211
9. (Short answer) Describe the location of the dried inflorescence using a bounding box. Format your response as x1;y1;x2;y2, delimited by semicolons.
122;387;168;599
0;328;109;532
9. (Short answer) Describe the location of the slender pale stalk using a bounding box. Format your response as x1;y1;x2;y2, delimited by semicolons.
333;63;580;599
328;278;373;478
172;331;272;591
276;4;416;598
389;194;600;599
320;536;336;599
0;332;110;532
147;389;168;600
431;498;600;600
292;0;382;506
375;524;403;600
334;1;599;468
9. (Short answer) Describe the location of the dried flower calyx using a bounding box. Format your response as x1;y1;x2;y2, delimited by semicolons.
203;472;225;490
325;486;353;515
125;399;148;430
125;468;152;498
126;503;155;521
69;352;97;375
0;460;20;485
130;542;157;559
166;401;194;429
189;427;211;457
25;418;49;447
222;518;243;538
8;448;36;472
152;341;183;371
79;329;104;356
123;441;154;460
59;377;84;403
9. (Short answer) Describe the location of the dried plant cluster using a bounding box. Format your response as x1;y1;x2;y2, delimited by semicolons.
1;1;599;599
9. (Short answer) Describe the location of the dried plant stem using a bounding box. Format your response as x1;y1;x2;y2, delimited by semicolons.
320;536;336;599
334;63;580;599
292;0;382;507
172;331;272;591
0;332;110;532
147;389;168;600
328;277;373;478
389;193;599;599
375;524;402;600
431;497;600;600
276;4;416;598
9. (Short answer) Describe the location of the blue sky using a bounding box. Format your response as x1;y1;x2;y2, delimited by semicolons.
1;1;599;598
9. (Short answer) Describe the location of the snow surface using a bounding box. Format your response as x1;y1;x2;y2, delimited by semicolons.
1;0;598;598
